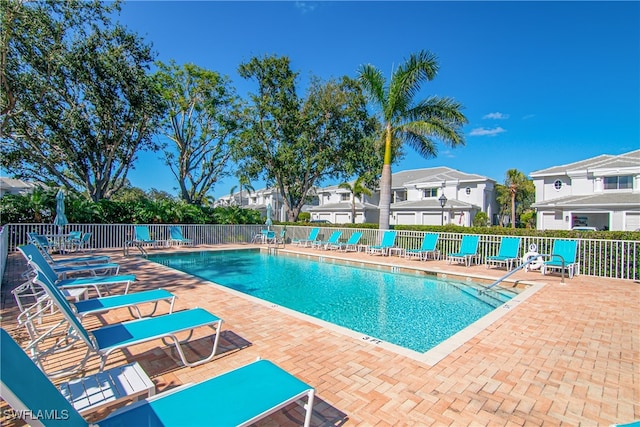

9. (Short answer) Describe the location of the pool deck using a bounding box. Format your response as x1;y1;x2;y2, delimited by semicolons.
1;244;638;426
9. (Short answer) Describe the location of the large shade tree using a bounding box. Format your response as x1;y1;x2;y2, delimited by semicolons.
154;61;244;205
358;50;468;229
238;55;379;222
1;0;165;201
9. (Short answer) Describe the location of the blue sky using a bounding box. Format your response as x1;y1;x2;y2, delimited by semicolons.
118;1;639;199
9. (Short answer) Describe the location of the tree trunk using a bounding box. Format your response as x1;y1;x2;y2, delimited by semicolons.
379;164;392;230
351;195;356;224
510;186;516;229
379;123;393;230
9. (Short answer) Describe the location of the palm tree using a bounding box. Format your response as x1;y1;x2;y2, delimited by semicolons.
504;169;532;229
358;50;468;229
338;176;372;224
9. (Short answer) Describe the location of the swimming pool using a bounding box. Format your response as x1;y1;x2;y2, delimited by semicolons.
148;249;515;353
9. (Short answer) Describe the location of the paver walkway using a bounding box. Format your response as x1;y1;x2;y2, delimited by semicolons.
1;244;638;426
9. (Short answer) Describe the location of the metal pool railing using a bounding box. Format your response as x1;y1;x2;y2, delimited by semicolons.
2;223;639;281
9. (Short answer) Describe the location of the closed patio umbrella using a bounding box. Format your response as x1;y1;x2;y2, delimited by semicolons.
265;203;273;230
53;189;68;233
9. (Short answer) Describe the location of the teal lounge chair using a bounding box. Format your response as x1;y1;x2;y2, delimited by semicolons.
17;269;175;351
405;233;440;261
447;235;480;267
31;270;223;373
485;237;521;270
1;328;315;427
27;233;112;269
19;244;136;297
311;230;342;250
541;239;579;278
34;269;175;320
168;225;194;246
133;225;165;249
292;227;320;247
328;231;363;252
367;230;397;256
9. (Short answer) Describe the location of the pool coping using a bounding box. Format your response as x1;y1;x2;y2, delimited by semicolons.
145;246;547;366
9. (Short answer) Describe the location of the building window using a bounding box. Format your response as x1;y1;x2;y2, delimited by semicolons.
554;179;563;190
465;187;471;195
604;175;633;190
340;193;350;202
422;188;437;198
394;190;407;203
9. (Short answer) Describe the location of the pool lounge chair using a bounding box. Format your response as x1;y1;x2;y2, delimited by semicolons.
311;230;342;250
19;244;136;297
541;239;579;279
405;233;440;261
1;328;315;427
168;225;194;246
132;225;166;249
17;271;175;352
328;231;363;252
292;227;320;247
35;270;176;321
485;236;521;270
447;235;480;267
28;233;111;266
367;230;397;256
30;270;223;373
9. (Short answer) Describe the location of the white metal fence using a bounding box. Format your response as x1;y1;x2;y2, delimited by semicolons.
2;223;639;281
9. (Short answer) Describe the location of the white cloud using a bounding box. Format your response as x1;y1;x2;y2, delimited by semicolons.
469;127;507;137
294;2;317;13
483;112;509;120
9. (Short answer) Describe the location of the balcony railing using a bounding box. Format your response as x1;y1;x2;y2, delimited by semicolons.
2;223;638;281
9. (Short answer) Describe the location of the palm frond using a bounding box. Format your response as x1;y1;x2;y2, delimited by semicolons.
357;64;387;109
388;51;439;119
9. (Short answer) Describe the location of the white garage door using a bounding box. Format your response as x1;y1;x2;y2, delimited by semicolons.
625;212;640;231
396;213;415;225
335;213;350;224
421;212;442;226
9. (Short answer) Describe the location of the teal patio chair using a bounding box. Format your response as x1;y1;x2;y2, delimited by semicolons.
168;225;194;246
485;237;521;270
541;239;579;278
447;235;480;267
67;232;95;253
30;270;223;374
328;231;363;252
367;230;397;256
19;244;136;297
311;230;342;250
292;227;320;247
1;328;315;427
405;233;440;261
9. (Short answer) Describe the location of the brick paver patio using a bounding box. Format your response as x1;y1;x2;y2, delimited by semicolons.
1;244;638;426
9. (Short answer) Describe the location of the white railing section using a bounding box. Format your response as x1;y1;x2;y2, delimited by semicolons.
0;226;8;283
3;223;638;281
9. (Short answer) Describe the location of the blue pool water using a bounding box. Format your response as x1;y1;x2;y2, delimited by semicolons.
148;250;513;353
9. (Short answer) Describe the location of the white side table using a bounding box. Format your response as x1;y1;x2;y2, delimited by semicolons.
59;362;155;415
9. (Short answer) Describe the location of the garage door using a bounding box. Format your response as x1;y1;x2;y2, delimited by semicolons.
335;213;350;224
421;212;441;226
395;213;415;225
625;212;640;231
